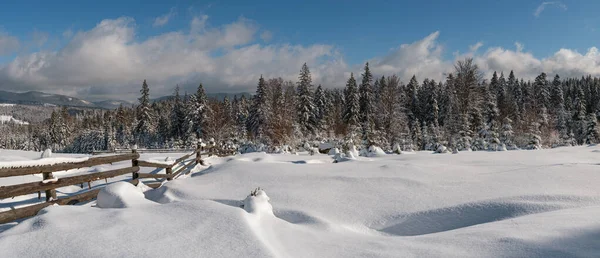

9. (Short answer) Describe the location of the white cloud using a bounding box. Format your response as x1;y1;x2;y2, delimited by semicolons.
31;30;49;47
469;42;484;52
62;29;74;39
260;31;273;42
515;42;524;52
2;16;600;101
534;2;567;17
0;16;346;100
153;8;177;27
0;33;20;55
368;31;452;82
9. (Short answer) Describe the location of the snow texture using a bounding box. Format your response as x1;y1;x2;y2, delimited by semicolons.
0;156;89;169
96;182;155;208
0;115;29;125
1;146;600;257
41;149;52;158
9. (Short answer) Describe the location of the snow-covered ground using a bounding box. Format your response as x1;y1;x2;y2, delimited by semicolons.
1;147;600;257
0;115;29;125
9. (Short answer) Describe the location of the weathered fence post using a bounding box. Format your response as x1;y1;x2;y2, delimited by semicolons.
131;146;139;185
196;142;201;165
166;167;173;181
42;172;57;201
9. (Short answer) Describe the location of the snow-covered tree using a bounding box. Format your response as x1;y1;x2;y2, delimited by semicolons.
134;80;154;147
296;63;317;137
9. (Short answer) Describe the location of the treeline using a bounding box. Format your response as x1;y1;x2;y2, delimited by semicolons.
2;57;600;154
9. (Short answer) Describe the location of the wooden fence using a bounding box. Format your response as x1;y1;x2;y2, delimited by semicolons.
0;146;233;224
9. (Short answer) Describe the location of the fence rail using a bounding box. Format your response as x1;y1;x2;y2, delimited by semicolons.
0;146;232;224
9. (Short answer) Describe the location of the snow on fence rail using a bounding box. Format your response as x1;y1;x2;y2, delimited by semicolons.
0;146;233;224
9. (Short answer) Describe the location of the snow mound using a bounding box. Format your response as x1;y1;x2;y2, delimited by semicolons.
243;189;273;217
41;149;52;158
346;145;359;159
435;145;449;154
367;146;387;157
96;182;155;208
328;147;340;155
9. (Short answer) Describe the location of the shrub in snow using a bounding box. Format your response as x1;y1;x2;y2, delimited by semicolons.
243;188;273;216
367;146;386;157
452;148;459;154
435;145;448;154
41;149;52;158
392;143;402;154
346;145;359;158
328;148;340;155
318;142;334;154
97;182;152;208
497;143;507;151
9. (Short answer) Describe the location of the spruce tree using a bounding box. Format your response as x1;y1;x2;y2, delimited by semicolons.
171;85;186;141
586;113;600;144
508;70;522;120
135;79;154;146
248;76;270;141
343;73;360;141
296;63;317;137
314;85;327;132
359;62;375;145
192;83;210;139
573;83;587;144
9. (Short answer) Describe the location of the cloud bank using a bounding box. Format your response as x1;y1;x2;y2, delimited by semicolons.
0;16;599;101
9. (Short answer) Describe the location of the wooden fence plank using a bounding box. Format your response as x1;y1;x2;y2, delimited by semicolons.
137;173;170;179
0;189;101;224
137;160;172;169
170;159;197;179
0;153;139;178
0;166;139;199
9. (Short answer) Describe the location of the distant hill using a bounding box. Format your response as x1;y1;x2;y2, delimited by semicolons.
93;100;135;109
0;90;251;109
152;92;252;103
0;90;97;108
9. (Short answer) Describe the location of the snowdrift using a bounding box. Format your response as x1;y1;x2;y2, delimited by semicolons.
1;146;600;257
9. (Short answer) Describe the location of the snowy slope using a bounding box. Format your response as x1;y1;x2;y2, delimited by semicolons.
0;115;29;125
1;147;600;257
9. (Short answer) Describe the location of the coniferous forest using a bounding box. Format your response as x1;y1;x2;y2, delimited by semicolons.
2;58;600;154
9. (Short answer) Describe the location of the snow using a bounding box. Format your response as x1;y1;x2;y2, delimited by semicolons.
96;182;155;208
0;115;29;125
41;149;52;158
0;156;89;169
0;103;15;107
243;189;274;216
41;177;58;184
1;146;600;257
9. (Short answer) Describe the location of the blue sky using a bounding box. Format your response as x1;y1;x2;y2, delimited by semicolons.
0;0;599;100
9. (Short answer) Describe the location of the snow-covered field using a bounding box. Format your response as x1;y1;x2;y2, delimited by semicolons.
0;115;29;125
1;146;600;257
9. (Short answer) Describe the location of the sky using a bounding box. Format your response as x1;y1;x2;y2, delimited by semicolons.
0;0;599;101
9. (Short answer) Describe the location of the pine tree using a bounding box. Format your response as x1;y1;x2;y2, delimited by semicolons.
586;113;600;144
171;85;186;141
192;83;210;139
313;85;327;132
500;117;515;150
508;70;522;120
248;76;270;141
550;74;569;145
359;62;376;145
405;75;420;125
343;73;360;129
135;80;154;146
573;83;587;144
235;95;250;140
296;63;317;137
